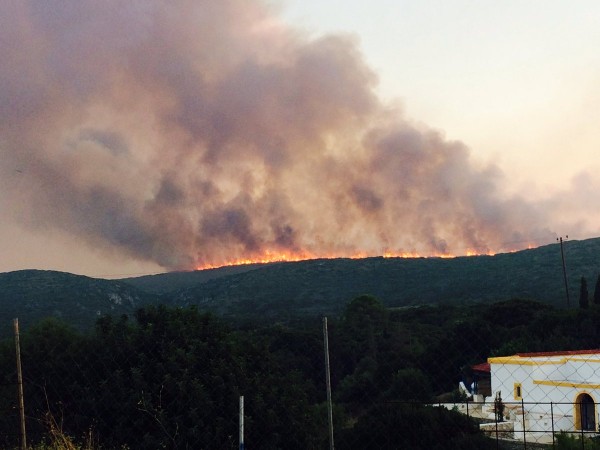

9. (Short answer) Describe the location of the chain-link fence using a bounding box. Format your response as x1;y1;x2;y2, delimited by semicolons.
2;298;600;449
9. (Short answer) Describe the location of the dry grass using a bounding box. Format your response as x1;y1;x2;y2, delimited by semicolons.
27;409;112;450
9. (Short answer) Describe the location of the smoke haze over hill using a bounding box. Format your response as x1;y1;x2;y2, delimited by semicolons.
1;0;598;271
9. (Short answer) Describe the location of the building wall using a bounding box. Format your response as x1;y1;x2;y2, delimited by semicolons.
490;363;531;405
489;353;600;433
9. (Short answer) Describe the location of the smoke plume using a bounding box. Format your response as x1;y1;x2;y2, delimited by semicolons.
0;0;568;269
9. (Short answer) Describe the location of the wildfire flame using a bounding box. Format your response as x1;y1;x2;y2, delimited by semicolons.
197;251;316;270
194;246;516;271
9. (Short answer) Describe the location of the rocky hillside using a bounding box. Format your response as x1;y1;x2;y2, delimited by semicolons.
0;270;163;335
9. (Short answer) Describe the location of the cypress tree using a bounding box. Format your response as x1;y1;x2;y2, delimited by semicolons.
594;274;600;306
579;276;589;309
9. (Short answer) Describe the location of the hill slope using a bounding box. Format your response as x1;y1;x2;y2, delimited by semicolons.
122;263;268;294
1;238;599;332
159;237;600;321
0;270;163;335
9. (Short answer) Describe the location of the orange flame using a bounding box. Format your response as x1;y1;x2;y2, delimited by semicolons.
197;251;315;270
196;243;536;270
465;249;494;257
193;245;530;271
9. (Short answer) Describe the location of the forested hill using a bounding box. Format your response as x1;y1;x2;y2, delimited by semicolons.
121;262;268;294
1;237;599;332
0;270;162;335
160;237;600;321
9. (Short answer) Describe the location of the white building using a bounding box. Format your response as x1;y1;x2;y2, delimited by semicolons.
489;349;600;439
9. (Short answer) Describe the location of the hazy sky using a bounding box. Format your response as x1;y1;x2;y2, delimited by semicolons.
282;0;600;188
1;0;599;278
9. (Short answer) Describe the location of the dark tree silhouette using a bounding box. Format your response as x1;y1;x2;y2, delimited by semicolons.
579;276;589;309
594;274;600;306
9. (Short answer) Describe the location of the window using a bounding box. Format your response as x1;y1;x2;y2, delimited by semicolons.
514;383;522;400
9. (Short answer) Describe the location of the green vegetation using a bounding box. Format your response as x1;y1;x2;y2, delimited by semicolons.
0;270;162;336
1;237;599;447
163;237;600;322
2;294;600;448
580;276;589;309
556;432;600;449
2;237;600;334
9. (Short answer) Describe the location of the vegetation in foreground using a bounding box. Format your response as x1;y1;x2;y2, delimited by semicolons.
1;296;600;448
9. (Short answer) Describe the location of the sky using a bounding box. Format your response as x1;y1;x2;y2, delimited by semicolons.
282;0;600;188
1;0;599;278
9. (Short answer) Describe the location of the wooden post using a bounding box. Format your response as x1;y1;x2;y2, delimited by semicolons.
14;318;26;450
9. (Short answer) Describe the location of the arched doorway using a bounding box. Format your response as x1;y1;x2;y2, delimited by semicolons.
575;393;596;431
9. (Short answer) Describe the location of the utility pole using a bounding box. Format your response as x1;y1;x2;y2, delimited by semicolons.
239;396;244;450
323;317;335;450
14;318;26;450
557;236;570;307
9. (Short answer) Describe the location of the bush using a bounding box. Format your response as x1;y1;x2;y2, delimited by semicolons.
337;403;495;449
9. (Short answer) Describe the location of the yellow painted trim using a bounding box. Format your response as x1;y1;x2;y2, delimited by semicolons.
488;356;565;366
568;357;600;364
534;380;600;389
574;391;597;431
574;390;596;403
514;382;522;400
488;355;600;366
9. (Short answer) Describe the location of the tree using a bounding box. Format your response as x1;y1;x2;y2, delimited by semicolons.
342;295;388;352
579;276;589;309
337;403;495;449
335;295;389;378
594;274;600;306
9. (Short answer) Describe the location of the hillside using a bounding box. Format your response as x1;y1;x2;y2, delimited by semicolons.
1;237;599;332
162;238;600;321
122;263;268;294
0;270;163;335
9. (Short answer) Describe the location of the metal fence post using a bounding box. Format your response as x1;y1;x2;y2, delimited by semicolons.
521;399;527;449
551;402;555;449
580;413;584;450
495;403;499;450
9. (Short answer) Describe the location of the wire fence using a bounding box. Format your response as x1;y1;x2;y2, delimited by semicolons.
439;399;600;449
1;299;600;449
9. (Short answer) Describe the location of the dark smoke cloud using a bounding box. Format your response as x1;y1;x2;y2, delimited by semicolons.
0;0;565;269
